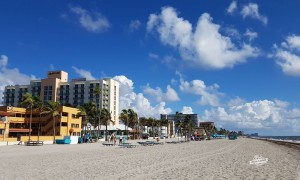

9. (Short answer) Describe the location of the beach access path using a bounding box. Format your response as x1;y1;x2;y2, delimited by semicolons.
0;138;299;180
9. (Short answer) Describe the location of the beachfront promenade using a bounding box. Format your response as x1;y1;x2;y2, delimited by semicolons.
0;138;299;179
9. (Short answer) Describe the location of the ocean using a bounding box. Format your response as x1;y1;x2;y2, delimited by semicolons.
257;136;300;143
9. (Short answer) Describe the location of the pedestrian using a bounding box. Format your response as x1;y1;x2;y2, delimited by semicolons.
119;135;123;144
113;134;116;145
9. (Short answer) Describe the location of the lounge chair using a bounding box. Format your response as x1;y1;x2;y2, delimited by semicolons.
102;142;114;146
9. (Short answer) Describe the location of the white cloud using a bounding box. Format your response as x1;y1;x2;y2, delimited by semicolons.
244;29;258;42
272;35;300;76
181;106;194;114
0;55;36;105
69;6;110;33
148;53;159;59
143;84;180;103
227;1;237;14
179;77;222;107
241;3;268;25
129;20;141;32
72;66;96;80
114;75;172;118
147;7;259;69
203;99;300;135
286;35;300;51
224;27;241;39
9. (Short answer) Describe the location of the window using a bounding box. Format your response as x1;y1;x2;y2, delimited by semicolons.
61;122;67;126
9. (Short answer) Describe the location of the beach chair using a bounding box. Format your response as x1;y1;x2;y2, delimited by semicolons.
102;142;114;146
119;143;137;148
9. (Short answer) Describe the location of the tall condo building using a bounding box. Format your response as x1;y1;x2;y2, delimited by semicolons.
2;70;119;125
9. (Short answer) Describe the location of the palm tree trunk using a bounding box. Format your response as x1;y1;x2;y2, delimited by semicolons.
38;113;41;142
105;122;108;141
53;115;56;144
29;105;32;141
98;109;101;141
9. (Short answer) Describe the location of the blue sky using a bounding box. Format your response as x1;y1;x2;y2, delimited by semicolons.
1;0;300;135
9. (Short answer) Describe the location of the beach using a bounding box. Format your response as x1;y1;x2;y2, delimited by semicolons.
0;138;299;180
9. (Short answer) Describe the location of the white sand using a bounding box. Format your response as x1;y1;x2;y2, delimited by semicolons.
0;138;299;180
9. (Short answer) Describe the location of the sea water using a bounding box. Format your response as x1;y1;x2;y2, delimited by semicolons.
257;136;300;144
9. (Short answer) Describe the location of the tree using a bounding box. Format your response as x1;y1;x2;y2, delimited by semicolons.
94;86;102;140
175;113;183;137
20;93;34;141
33;96;46;142
183;115;193;141
161;118;169;138
139;117;148;138
120;109;129;139
128;109;138;140
155;119;162;137
100;108;113;141
45;101;60;144
78;102;97;140
175;120;183;138
147;117;155;139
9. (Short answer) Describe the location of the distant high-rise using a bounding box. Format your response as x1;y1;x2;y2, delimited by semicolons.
2;70;119;125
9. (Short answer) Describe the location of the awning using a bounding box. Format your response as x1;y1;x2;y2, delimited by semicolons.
9;128;32;133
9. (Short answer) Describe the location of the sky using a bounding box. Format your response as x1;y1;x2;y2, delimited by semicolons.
1;0;300;136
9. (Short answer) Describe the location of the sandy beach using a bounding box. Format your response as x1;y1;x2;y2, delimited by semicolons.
0;138;299;180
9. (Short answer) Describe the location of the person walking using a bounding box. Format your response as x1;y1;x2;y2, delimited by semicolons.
119;135;123;144
113;134;116;145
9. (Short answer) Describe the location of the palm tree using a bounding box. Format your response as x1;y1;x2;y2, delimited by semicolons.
175;120;183;138
45;101;60;144
175;112;182;137
33;96;46;142
139;117;148;138
128;109;138;140
161;117;169;138
120;109;129;139
78;102;97;140
94;86;102;140
20;93;34;141
147;117;155;139
183;115;193;141
155;119;162;138
100;108;113;141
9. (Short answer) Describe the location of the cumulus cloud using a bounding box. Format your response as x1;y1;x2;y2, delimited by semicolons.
241;3;268;25
129;20;141;32
0;55;36;104
143;84;180;103
179;77;222;107
114;75;172;118
72;66;96;80
227;1;237;14
244;29;258;42
147;7;259;69
272;35;300;76
69;6;110;32
203;99;300;135
181;106;194;114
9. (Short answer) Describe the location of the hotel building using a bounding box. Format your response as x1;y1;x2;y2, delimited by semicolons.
0;105;82;141
2;70;119;125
